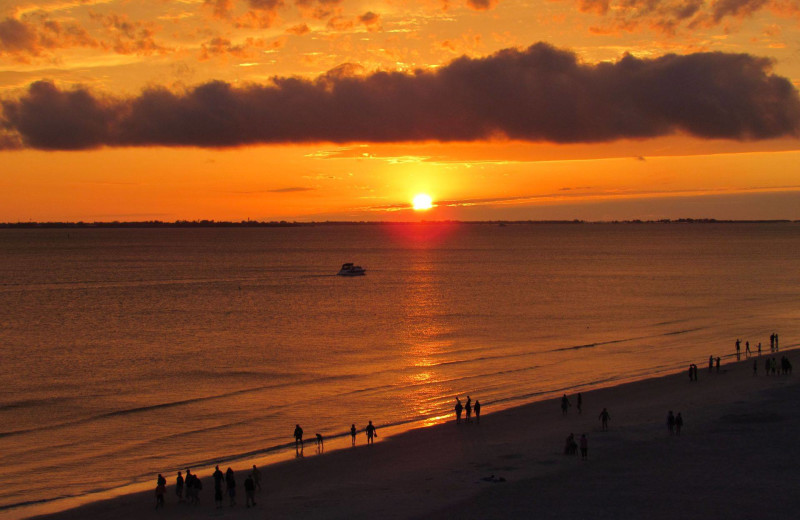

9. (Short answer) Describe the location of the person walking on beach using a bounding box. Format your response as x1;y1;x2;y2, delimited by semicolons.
577;393;582;414
366;420;377;444
155;479;166;509
735;339;741;361
675;412;683;436
244;474;256;508
466;396;472;423
561;394;571;415
770;333;775;352
251;465;261;492
351;423;357;445
316;433;324;452
580;434;588;460
716;357;721;372
192;474;203;504
185;469;197;505
176;471;184;503
225;467;236;507
758;342;762;356
474;400;481;423
213;466;224;508
599;408;610;431
708;355;714;373
745;341;751;358
455;397;463;424
294;424;304;451
667;411;675;435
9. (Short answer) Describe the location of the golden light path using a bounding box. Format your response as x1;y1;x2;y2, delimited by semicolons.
412;194;434;211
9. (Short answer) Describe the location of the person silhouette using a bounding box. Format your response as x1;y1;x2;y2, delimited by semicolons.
294;424;304;450
599;408;610;431
366;420;377;444
465;396;472;423
155;480;166;509
580;434;588;460
244;474;256;508
212;466;224;507
176;471;184;503
351;423;357;445
735;339;741;360
667;410;675;435
225;467;236;507
561;394;571;415
316;433;324;452
474;400;481;423
455;397;463;424
716;357;721;372
708;355;713;373
251;465;261;491
745;341;751;358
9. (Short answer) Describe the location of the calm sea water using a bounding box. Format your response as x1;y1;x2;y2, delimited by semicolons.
1;223;799;514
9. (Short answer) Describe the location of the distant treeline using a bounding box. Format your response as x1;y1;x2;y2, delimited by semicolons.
0;219;797;229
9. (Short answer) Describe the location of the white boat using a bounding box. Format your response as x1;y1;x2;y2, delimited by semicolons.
337;263;366;276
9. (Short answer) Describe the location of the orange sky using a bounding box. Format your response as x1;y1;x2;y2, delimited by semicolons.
1;0;799;221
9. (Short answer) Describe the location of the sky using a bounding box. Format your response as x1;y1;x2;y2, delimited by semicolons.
1;0;799;222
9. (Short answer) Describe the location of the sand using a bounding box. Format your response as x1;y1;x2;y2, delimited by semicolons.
18;350;800;520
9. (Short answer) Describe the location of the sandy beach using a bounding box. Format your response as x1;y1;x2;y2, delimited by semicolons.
19;349;799;520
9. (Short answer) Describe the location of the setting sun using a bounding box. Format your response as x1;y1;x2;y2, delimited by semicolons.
412;194;434;211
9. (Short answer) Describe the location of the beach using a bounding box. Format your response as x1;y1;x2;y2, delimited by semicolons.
20;349;799;520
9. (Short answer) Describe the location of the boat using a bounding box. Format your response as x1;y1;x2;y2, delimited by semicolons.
337;263;366;276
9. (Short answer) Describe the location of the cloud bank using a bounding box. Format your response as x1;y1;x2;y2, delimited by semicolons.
1;43;799;150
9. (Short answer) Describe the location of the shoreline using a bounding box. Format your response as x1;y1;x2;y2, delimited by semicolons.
11;348;798;520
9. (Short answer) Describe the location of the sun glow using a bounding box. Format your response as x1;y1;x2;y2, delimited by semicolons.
412;193;433;210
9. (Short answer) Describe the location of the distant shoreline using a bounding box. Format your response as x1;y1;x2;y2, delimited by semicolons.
1;219;798;229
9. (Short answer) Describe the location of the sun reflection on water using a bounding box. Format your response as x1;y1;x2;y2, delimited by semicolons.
399;247;457;426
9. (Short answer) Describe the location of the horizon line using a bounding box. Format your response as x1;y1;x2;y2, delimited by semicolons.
1;219;799;228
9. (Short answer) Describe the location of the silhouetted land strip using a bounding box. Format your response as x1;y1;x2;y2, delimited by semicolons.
1;219;797;229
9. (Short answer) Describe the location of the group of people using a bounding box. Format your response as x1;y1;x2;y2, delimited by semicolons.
292;421;379;454
736;333;780;361
563;433;589;460
454;396;481;424
559;393;583;415
157;465;261;509
211;465;260;508
757;355;792;376
666;410;684;435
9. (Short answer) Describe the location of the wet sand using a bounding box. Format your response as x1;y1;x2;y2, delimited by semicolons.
24;350;799;520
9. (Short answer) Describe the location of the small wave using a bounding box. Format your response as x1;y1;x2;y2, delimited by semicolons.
552;327;705;352
0;373;356;439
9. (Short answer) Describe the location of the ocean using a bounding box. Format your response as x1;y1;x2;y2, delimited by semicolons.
1;223;798;516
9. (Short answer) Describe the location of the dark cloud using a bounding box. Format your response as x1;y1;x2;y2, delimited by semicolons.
358;11;381;31
711;0;769;21
268;187;315;192
2;43;799;150
0;15;97;61
578;0;787;34
465;0;499;10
